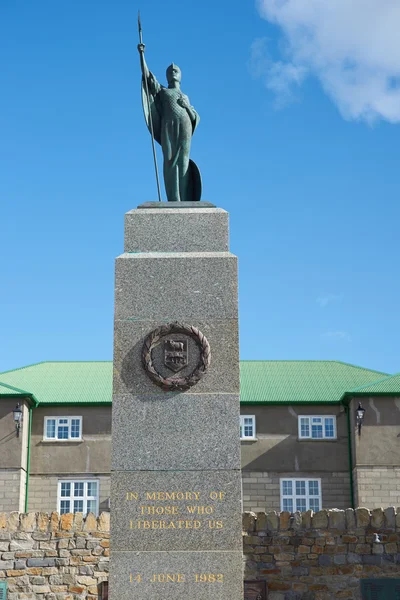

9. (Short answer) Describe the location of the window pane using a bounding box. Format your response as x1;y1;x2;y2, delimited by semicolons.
312;418;322;423
87;499;97;514
296;481;306;496
300;417;310;437
309;498;320;512
87;482;98;497
309;480;319;496
311;424;323;439
282;498;293;512
60;500;70;514
74;500;83;513
60;482;71;497
46;419;56;438
282;481;292;496
243;417;253;437
71;419;81;438
239;422;243;438
74;482;84;497
325;418;335;438
296;499;306;512
58;422;69;439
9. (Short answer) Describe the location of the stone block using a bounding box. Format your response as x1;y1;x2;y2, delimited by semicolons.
312;510;328;529
267;512;279;531
114;252;238;321
328;509;345;530
355;508;370;527
98;512;110;532
302;510;312;529
124;208;229;253
279;512;290;530
112;393;240;471
113;318;239;397
384;507;396;529
20;513;37;532
109;550;243;600
345;508;355;529
110;469;242;552
255;512;267;532
371;508;384;528
242;513;256;533
8;512;20;531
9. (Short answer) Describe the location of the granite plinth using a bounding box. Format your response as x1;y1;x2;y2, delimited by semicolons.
115;252;238;321
109;551;243;600
110;205;242;600
125;207;228;253
110;469;242;551
111;393;240;471
113;318;239;396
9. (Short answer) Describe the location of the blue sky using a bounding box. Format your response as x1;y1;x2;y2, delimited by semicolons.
1;0;399;374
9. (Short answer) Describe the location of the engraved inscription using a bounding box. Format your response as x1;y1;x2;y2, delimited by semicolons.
125;489;227;531
129;573;225;584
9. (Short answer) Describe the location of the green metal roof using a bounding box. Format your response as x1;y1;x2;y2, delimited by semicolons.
0;362;112;406
239;361;388;404
347;372;400;395
0;381;30;396
0;360;390;406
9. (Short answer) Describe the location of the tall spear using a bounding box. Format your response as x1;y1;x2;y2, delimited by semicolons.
138;11;162;202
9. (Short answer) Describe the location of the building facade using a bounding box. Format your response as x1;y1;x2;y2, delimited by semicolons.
1;360;399;515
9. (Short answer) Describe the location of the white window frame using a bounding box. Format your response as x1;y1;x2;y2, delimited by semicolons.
57;479;99;516
240;415;256;440
44;416;83;441
298;415;337;440
280;478;322;512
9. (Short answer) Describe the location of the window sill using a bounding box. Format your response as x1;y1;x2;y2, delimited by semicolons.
297;438;337;442
41;439;84;443
240;437;258;442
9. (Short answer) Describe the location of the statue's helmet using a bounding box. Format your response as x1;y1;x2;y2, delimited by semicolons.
166;63;181;84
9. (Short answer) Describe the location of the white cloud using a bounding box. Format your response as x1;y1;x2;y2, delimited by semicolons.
316;293;343;308
255;0;400;123
321;331;351;342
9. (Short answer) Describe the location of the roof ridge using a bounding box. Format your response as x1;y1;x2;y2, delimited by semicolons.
0;361;48;375
349;372;400;393
333;360;389;375
0;380;32;395
240;360;340;363
0;360;113;375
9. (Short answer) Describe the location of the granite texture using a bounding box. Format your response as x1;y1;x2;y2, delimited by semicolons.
111;393;240;471
124;208;228;252
110;469;242;551
109;551;243;600
114;252;238;321
113;318;239;396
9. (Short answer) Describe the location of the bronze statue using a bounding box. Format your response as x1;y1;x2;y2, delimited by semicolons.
138;15;202;202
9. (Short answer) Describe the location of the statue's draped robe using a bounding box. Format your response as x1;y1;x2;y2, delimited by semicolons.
142;72;201;202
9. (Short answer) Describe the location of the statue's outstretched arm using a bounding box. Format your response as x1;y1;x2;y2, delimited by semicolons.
138;44;161;97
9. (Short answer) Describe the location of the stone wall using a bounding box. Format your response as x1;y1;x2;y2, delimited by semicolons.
0;511;110;600
243;507;400;599
1;508;400;600
242;471;351;512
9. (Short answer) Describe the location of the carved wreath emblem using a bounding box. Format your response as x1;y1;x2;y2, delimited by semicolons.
141;322;211;391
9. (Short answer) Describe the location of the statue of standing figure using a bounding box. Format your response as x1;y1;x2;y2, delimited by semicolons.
138;42;202;202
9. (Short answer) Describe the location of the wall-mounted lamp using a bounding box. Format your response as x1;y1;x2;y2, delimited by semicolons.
356;402;365;436
13;403;23;437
